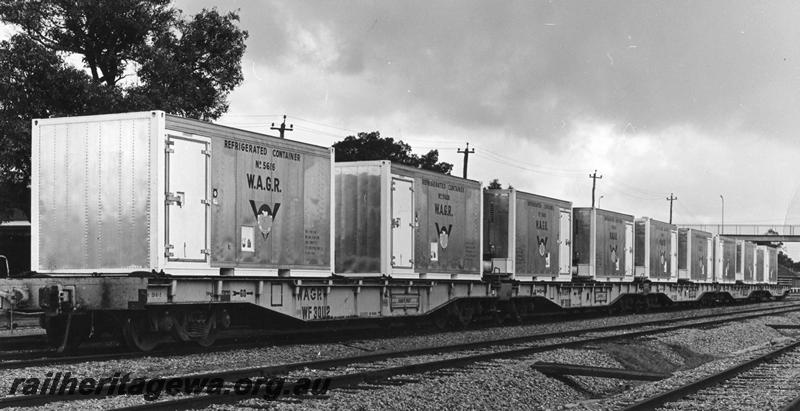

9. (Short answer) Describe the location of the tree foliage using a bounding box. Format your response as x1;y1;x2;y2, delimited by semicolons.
0;1;248;220
778;251;800;273
333;131;454;175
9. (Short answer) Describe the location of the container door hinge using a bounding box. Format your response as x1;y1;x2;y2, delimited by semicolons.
165;192;183;207
200;199;211;206
165;140;174;154
164;244;174;258
201;148;211;157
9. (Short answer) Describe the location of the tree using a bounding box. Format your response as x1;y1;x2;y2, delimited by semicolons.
0;35;121;221
486;178;513;189
334;131;454;175
779;251;800;273
0;1;248;221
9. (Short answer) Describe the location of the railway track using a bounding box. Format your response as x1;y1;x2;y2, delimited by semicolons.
622;340;800;410
0;334;49;351
1;301;799;371
1;301;798;409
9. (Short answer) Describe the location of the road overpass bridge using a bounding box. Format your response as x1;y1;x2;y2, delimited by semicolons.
677;224;800;242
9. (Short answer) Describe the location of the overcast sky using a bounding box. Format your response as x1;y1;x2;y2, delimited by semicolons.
13;2;800;254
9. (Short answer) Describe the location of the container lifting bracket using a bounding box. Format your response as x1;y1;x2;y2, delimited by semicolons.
201;249;211;255
201;148;211;157
164;244;174;258
165;140;174;154
392;218;401;229
200;199;211;206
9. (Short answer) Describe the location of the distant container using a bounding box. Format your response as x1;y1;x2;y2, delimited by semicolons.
756;246;765;282
736;240;756;283
677;228;713;282
334;161;482;279
766;245;778;284
483;189;572;282
31;111;333;276
713;236;737;284
573;208;634;281
634;217;677;282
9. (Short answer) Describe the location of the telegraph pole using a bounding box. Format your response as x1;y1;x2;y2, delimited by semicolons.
457;142;475;179
270;115;294;138
589;170;603;208
666;193;678;224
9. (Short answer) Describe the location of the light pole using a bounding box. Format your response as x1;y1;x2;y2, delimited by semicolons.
598;195;604;209
720;194;725;235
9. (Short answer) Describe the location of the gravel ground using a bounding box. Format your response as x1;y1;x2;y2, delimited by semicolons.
1;302;798;410
201;312;800;411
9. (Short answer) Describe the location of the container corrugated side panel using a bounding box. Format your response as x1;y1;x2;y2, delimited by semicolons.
514;191;570;279
756;247;765;282
33;112;158;272
334;163;382;273
390;164;481;275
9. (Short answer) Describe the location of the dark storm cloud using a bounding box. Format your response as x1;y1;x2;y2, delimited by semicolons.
176;1;800;145
235;1;797;144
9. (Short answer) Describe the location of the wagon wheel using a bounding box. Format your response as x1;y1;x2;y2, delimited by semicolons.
170;310;219;348
122;316;161;352
195;316;219;348
195;326;219;347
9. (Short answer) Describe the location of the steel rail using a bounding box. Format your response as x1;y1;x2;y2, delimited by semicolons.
1;303;796;409
621;340;800;411
3;301;799;371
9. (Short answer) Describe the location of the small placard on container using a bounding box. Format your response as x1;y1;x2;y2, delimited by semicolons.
430;242;438;262
241;226;254;252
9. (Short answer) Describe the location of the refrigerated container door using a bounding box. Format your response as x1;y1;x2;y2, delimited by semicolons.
706;237;714;282
559;210;571;274
670;231;678;278
624;222;634;276
165;136;208;262
391;177;414;268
